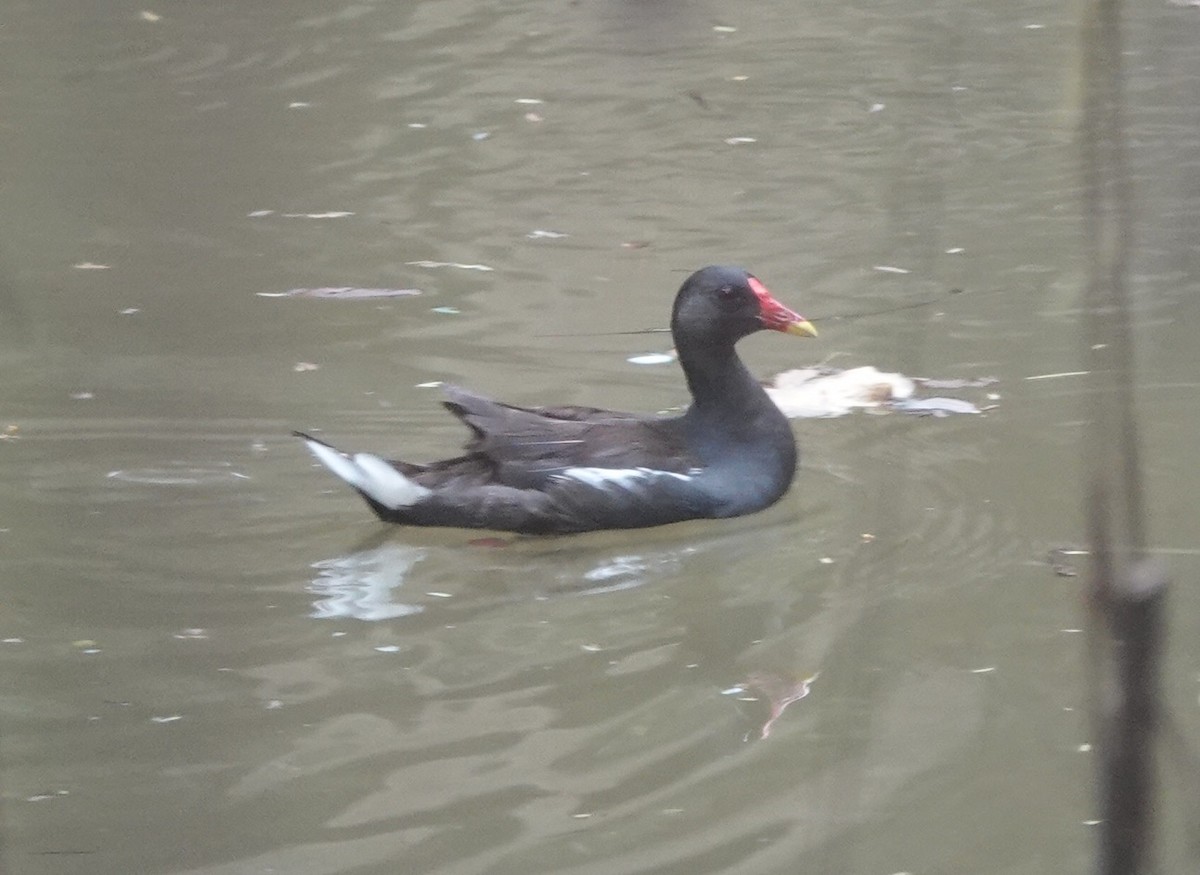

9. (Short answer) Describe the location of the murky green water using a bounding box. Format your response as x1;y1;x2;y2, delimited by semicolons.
4;2;1199;873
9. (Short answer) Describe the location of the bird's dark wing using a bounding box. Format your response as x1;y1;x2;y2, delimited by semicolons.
379;465;721;534
440;385;694;488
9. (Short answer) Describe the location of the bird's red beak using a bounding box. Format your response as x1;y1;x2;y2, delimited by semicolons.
748;277;818;337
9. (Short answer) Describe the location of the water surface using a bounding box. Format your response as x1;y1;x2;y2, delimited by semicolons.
4;2;1200;873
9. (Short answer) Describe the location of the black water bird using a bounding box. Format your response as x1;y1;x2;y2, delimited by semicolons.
296;265;817;534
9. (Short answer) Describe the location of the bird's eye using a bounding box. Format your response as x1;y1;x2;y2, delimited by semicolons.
716;284;744;311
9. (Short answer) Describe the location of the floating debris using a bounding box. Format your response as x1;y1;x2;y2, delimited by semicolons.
151;715;183;723
70;391;95;401
1047;547;1083;577
247;210;352;219
620;240;651;250
713;25;738;33
280;211;354;219
293;362;320;372
945;247;965;254
430;306;459;315
766;366;989;418
873;265;911;274
918;376;998;390
374;645;402;653
288;101;312;109
472;131;491;141
416;381;443;388
139;10;161;22
26;790;70;802
527;229;568;239
524;112;543;122
766;366;914;418
1025;370;1088;381
730;671;819;739
258;287;423;299
724;136;757;145
892;396;982;416
173;628;209;640
119;307;141;315
73;262;110;270
515;98;544;105
869;102;886;112
406;260;493;271
407;122;428;129
628;351;676;366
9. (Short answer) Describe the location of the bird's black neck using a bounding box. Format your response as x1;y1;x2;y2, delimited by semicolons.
677;336;771;426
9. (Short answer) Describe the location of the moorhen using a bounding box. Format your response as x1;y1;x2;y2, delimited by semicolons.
296;265;817;534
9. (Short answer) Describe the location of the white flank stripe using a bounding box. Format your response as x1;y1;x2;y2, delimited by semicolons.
303;439;431;509
558;466;695;490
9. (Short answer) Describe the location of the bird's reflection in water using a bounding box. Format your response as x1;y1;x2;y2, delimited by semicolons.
307;543;427;620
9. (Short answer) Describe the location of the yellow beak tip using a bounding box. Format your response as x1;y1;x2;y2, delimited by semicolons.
787;319;818;338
